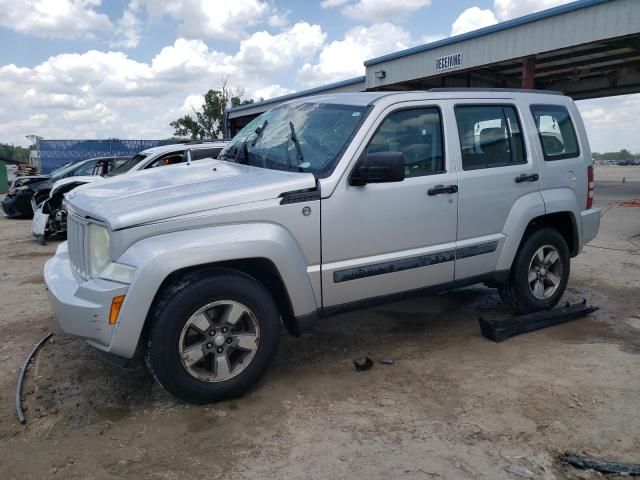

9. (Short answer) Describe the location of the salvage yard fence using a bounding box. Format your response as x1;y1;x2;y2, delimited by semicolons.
37;139;179;174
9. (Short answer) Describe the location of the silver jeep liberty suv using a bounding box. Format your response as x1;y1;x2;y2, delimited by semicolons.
45;89;600;403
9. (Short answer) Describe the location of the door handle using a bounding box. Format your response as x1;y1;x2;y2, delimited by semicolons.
515;173;539;183
428;184;458;196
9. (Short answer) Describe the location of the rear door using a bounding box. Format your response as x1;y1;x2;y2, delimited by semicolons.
452;100;541;280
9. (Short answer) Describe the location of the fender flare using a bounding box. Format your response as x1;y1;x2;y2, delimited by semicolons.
496;191;546;271
108;223;318;358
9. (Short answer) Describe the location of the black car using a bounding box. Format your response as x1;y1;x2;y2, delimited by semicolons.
2;156;129;218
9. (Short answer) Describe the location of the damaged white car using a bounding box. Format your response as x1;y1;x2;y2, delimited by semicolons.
32;141;228;242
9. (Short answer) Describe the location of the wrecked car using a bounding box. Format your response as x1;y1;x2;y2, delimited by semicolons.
32;141;228;241
44;90;600;404
2;157;126;219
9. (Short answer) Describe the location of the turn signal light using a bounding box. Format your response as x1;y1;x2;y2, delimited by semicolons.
109;295;125;325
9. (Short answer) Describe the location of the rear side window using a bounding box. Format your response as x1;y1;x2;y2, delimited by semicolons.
191;148;223;161
366;107;444;178
455;105;526;170
530;105;580;160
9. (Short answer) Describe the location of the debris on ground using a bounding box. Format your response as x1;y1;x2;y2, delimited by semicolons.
563;452;640;475
380;358;395;365
353;357;374;372
505;465;535;478
16;332;53;424
617;198;640;208
479;300;598;342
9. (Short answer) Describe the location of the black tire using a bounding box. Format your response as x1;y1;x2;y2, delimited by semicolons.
498;228;570;314
145;268;281;404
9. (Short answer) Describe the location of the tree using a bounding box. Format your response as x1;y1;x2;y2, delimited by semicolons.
0;143;29;162
170;80;254;140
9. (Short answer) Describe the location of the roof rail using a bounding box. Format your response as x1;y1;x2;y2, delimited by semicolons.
428;88;564;95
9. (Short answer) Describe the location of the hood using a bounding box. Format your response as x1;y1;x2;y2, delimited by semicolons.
51;175;102;196
11;175;49;189
66;160;316;230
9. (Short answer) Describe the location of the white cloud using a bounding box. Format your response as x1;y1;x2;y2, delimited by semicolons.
234;22;326;74
0;20;329;144
342;0;432;23
139;0;270;40
321;0;349;8
111;2;143;49
298;23;412;86
577;95;640;154
268;9;291;28
0;0;111;38
451;7;498;36
253;84;295;100
493;0;574;21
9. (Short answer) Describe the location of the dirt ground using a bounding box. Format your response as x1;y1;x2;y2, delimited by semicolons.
0;165;639;480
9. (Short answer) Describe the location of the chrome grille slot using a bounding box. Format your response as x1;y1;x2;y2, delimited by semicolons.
68;215;88;278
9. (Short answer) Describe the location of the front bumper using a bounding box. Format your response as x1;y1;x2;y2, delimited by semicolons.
2;192;33;218
580;208;601;246
44;242;129;353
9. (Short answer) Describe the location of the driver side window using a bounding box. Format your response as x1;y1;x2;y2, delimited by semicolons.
73;160;97;176
146;152;184;168
366;107;444;178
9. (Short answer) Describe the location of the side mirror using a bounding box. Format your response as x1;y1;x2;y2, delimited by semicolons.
350;151;405;186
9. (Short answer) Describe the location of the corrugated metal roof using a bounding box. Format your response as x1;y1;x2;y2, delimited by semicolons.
364;0;611;66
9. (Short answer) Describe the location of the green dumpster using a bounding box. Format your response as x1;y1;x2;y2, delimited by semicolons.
0;162;7;194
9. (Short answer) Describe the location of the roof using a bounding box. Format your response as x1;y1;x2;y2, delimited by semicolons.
364;0;611;66
279;91;390;107
226;76;366;114
140;141;228;155
235;89;569;112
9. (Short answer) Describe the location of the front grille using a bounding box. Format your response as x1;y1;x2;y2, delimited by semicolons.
67;214;89;279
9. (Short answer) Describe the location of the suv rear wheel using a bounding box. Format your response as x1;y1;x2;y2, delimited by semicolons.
498;227;570;314
145;269;281;404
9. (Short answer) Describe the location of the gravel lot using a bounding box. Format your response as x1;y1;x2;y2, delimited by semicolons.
0;166;639;480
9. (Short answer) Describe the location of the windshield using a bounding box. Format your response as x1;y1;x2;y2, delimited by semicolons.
51;160;86;180
107;153;148;177
49;162;72;176
219;102;369;178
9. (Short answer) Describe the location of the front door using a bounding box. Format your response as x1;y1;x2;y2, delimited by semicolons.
452;101;542;280
321;104;459;308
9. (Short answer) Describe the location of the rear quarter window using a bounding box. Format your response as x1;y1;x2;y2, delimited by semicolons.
530;105;580;160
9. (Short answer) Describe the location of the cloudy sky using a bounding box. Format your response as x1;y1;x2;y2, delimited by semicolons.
0;0;637;153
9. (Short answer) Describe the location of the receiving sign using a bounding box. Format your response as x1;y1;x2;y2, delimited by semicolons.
435;52;463;72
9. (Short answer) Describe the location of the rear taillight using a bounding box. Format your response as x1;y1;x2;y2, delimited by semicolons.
587;165;594;209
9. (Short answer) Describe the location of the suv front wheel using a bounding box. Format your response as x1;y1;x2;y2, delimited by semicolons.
498;227;570;314
145;269;281;404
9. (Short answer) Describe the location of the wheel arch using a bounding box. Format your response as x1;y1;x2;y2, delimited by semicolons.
521;212;578;257
143;258;300;342
109;223;319;359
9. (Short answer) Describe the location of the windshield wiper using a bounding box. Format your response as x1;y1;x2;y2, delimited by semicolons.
288;121;304;171
232;139;248;164
251;120;268;147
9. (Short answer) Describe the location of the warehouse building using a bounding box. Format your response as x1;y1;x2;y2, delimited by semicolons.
225;0;640;136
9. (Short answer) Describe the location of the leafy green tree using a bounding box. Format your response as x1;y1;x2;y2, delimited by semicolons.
0;142;30;162
170;80;254;139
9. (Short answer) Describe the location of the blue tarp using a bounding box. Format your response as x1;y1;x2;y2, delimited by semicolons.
37;139;178;173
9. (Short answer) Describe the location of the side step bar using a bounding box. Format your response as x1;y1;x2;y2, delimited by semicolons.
479;300;599;343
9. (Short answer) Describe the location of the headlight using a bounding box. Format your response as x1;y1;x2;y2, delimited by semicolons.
88;223;110;277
